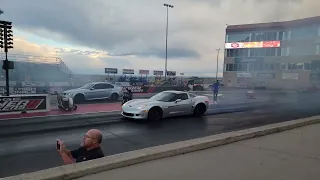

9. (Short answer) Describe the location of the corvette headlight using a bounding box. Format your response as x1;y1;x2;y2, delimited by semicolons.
137;105;147;110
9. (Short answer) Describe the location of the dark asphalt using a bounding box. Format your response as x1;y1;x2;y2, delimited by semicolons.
0;92;318;178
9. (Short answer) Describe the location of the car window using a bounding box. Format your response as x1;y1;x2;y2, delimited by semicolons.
104;84;114;89
92;83;105;89
177;93;189;100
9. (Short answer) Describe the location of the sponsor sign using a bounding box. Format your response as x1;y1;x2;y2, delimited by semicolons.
154;70;163;76
122;86;144;93
139;70;150;75
167;71;176;76
22;81;46;87
235;57;264;63
0;87;37;94
237;72;252;78
0;81;16;86
0;95;48;114
180;73;184;76
257;73;275;79
225;41;280;49
123;69;134;75
310;73;320;80
282;73;298;80
105;68;118;74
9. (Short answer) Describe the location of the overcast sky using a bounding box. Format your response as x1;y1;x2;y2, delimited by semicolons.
0;0;319;76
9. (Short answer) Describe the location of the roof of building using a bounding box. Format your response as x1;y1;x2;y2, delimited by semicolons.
226;16;320;33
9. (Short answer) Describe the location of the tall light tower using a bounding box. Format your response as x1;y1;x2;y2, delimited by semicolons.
164;3;174;82
215;48;220;80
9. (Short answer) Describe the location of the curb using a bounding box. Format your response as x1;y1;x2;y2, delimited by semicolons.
4;115;320;180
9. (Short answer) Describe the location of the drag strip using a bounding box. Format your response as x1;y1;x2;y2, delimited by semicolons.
1;97;320;178
0;100;284;138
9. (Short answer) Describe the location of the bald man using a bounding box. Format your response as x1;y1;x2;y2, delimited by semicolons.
57;129;104;164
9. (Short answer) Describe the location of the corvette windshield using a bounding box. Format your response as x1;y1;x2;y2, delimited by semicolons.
150;92;177;102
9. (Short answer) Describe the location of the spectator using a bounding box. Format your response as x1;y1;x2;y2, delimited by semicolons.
57;129;104;164
212;80;220;102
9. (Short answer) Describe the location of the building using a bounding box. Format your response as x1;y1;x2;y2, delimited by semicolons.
223;16;320;90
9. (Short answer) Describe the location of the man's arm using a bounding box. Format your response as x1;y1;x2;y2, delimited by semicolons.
57;139;77;164
60;150;75;164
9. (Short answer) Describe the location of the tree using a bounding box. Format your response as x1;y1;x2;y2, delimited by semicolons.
0;9;3;15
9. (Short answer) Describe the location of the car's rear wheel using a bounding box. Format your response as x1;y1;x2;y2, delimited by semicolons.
148;107;163;121
110;93;119;101
193;103;206;116
74;94;85;104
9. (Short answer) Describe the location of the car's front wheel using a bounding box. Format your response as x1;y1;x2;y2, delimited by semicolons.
147;107;163;121
74;94;85;104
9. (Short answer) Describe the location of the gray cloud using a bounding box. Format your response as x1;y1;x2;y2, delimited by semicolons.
1;0;320;75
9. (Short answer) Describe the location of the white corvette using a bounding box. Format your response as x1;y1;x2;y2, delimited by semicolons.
121;90;210;121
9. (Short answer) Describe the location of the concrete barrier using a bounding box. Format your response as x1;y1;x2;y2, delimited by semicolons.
3;115;320;180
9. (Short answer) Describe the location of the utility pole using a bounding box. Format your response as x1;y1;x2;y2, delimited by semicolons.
215;48;220;81
163;3;174;83
0;20;14;96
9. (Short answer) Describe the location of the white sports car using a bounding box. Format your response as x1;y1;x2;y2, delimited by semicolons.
121;90;210;121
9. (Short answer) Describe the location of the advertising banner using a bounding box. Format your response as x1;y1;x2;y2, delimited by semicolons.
105;68;118;74
257;73;275;79
122;86;144;93
0;94;49;114
167;71;176;76
153;70;163;76
235;57;264;63
282;73;298;80
22;81;46;87
123;69;134;75
237;72;252;78
0;87;37;94
139;70;150;75
225;41;280;49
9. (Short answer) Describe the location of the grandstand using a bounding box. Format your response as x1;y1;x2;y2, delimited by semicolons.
0;53;73;86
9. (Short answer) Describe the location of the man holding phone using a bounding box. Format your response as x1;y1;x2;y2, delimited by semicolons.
57;129;104;164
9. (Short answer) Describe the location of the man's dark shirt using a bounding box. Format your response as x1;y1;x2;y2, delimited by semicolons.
71;147;104;162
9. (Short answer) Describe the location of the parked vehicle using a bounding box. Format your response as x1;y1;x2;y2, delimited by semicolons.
63;82;123;103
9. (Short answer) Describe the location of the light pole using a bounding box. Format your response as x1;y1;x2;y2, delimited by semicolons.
215;48;220;81
164;3;173;83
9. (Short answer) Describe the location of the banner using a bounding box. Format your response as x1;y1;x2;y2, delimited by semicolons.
0;87;37;94
153;70;163;76
282;73;298;80
123;69;134;75
225;41;280;49
122;86;144;93
0;95;48;114
167;71;176;76
237;73;252;78
105;68;118;74
139;70;149;75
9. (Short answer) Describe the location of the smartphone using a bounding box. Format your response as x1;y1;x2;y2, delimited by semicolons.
56;141;60;150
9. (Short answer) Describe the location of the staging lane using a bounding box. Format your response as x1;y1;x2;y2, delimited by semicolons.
1;97;320;178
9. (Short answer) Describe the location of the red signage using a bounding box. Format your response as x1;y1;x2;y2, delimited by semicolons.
225;41;281;49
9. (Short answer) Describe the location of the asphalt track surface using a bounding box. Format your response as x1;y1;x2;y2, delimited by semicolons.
0;92;318;177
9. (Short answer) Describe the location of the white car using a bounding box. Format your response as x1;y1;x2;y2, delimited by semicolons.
121;90;210;121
